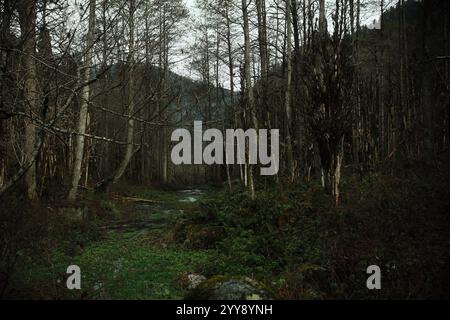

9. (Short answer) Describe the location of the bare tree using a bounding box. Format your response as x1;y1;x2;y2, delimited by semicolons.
303;0;354;204
111;0;137;185
242;0;258;199
18;0;40;200
284;0;295;182
68;0;97;201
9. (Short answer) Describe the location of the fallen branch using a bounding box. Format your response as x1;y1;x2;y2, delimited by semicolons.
119;196;163;204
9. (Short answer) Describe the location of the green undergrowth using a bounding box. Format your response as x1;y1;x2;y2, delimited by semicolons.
3;168;450;300
2;187;218;299
10;231;216;299
173;171;450;299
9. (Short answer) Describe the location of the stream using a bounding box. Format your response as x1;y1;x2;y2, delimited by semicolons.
102;189;205;234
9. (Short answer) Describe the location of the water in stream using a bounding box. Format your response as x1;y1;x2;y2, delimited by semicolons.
105;189;205;234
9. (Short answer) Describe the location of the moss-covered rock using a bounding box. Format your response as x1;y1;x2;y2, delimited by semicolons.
185;275;272;300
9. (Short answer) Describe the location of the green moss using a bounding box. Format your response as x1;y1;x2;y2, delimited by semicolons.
11;231;217;299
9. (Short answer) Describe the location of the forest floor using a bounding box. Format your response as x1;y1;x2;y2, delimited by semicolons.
3;161;450;299
6;188;221;299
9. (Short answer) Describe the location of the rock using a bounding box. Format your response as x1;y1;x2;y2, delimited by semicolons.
185;276;272;300
187;274;207;289
179;273;207;290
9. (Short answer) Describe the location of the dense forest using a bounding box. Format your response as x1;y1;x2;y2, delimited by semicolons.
1;0;450;300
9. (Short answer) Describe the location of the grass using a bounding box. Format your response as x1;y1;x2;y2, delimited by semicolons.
5;186;218;300
12;231;216;299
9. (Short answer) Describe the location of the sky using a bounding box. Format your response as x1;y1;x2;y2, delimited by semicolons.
169;0;199;81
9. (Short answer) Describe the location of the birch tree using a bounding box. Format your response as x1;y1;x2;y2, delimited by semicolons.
68;0;97;201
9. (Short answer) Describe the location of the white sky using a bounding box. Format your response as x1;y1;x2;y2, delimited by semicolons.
170;0;198;81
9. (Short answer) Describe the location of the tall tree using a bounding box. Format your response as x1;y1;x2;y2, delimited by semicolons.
68;0;97;201
319;0;327;33
304;0;354;204
18;0;40;200
242;0;258;199
111;0;136;185
284;0;295;182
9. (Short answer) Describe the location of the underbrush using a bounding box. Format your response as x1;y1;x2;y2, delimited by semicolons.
8;231;214;299
0;195;102;298
2;164;449;299
174;169;450;299
0;187;217;299
0;192;216;299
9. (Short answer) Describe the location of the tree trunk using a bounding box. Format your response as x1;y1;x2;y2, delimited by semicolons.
225;2;235;190
285;0;295;182
242;0;257;199
18;0;39;200
0;0;14;190
112;0;136;185
68;0;96;201
319;0;327;34
256;0;268;81
319;136;344;205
